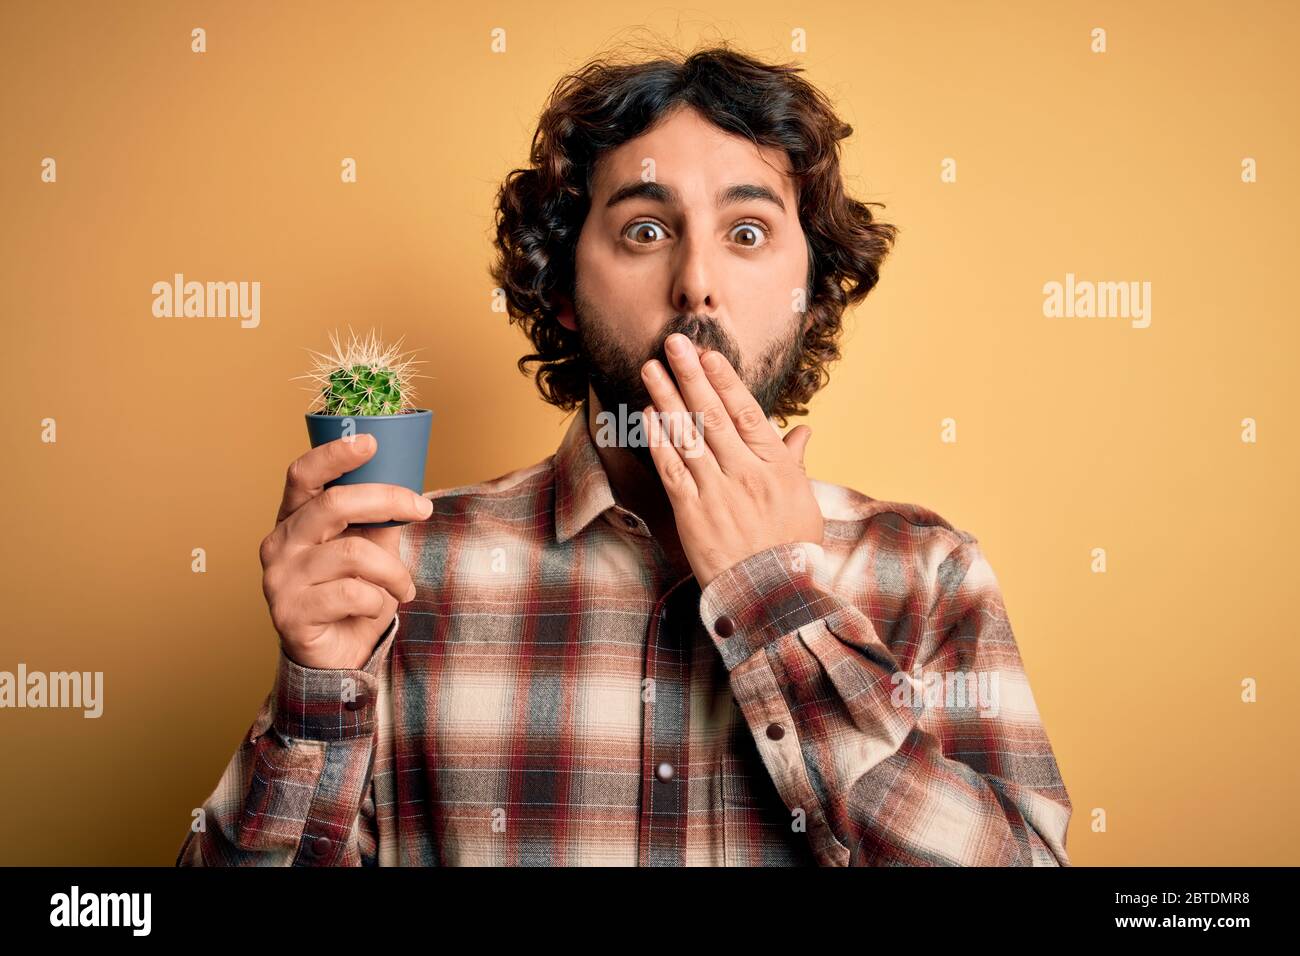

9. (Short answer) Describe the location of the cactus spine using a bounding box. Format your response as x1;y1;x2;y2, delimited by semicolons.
295;327;425;416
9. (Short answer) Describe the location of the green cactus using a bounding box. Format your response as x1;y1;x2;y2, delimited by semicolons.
294;327;426;416
324;364;404;416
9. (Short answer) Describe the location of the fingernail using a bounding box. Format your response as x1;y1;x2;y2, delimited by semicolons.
666;334;689;355
418;496;433;517
642;360;663;379
357;433;374;451
405;584;417;602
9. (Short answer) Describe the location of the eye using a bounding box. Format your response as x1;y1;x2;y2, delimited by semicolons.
730;220;769;248
623;220;667;244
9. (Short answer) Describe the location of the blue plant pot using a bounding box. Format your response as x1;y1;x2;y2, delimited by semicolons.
304;409;433;528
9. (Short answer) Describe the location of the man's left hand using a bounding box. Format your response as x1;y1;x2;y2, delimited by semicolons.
640;332;824;589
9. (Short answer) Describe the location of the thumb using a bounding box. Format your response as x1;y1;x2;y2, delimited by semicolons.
783;424;813;471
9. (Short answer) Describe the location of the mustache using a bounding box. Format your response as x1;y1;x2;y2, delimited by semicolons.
646;314;744;382
575;299;801;423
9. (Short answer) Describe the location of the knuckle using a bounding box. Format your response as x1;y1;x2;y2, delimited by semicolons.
338;534;364;566
258;533;276;568
664;457;690;486
285;457;305;490
735;405;766;434
268;602;290;638
262;562;285;598
318;485;345;515
699;404;729;431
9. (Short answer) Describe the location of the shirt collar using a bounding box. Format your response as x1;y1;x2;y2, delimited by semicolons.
553;397;617;544
551;385;797;544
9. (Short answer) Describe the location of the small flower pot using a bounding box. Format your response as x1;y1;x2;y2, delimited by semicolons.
305;409;433;529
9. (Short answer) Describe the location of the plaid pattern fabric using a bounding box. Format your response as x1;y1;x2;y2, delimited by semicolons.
178;402;1071;866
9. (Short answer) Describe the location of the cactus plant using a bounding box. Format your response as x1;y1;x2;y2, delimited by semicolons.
298;327;434;529
295;327;426;416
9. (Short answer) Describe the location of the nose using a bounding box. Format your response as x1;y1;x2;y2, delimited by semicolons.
669;231;717;317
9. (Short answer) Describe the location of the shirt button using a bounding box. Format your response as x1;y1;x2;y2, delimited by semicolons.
656;762;674;782
309;835;332;857
714;615;735;637
766;723;785;741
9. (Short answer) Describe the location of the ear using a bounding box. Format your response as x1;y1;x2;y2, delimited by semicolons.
556;295;577;332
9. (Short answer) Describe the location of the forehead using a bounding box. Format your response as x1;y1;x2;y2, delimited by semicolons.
589;104;797;206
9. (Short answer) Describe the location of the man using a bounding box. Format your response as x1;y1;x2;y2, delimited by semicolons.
179;44;1071;866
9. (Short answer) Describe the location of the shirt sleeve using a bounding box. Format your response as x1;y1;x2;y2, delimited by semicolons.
698;537;1072;867
175;614;399;867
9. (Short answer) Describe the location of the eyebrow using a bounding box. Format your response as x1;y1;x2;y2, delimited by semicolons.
603;180;787;214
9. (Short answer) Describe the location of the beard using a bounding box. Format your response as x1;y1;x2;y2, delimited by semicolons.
574;293;804;472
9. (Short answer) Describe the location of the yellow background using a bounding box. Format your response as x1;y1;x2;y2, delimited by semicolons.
1;0;1296;865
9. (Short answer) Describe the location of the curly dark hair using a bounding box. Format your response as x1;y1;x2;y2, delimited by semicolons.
489;39;898;425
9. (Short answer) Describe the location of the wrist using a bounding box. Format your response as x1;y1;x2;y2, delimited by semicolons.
271;615;398;741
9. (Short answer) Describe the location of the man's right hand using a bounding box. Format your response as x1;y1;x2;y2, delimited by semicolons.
259;433;433;670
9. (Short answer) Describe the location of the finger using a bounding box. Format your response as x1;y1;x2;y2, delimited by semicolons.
354;523;403;560
278;433;378;524
783;425;813;472
661;333;754;469
643;402;699;501
293;534;416;603
697;348;785;462
640;357;720;482
297;576;389;626
286;483;434;547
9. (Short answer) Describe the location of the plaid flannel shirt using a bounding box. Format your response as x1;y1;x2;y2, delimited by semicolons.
178;401;1071;866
